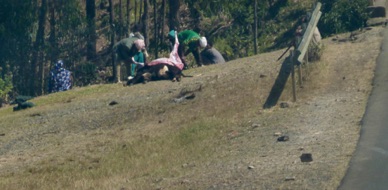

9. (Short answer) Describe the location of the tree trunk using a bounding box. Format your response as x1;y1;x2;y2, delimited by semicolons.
153;0;158;58
126;0;131;37
161;0;166;45
86;0;96;60
168;0;180;31
139;0;143;24
134;0;137;24
109;0;117;82
143;0;149;47
30;0;47;96
254;0;258;54
119;0;123;39
48;0;58;94
49;0;58;67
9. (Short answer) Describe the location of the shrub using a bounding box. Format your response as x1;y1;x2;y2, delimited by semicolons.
0;68;13;105
319;0;370;37
308;42;324;62
74;62;98;86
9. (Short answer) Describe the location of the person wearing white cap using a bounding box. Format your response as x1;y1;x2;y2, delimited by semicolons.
200;41;226;65
168;30;207;69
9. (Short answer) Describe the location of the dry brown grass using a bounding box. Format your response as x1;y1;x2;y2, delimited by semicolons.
0;26;384;190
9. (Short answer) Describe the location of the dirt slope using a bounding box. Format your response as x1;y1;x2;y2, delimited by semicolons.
0;26;384;190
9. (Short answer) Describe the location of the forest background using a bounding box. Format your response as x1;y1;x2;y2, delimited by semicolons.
0;0;370;103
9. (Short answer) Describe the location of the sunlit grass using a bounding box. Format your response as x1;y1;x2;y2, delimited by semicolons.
0;49;292;190
0;27;381;190
32;84;119;106
0;118;226;190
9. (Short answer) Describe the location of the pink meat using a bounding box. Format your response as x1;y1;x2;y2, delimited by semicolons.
147;32;184;70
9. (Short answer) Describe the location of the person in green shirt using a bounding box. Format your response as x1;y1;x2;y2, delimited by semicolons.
168;30;207;69
130;48;145;80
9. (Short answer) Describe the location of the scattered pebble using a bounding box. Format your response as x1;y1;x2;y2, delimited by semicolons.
248;165;255;169
109;101;118;106
274;132;282;136
300;153;313;162
277;135;289;142
285;176;296;181
280;102;289;108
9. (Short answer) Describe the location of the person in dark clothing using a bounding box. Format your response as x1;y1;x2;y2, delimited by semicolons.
114;32;148;82
168;30;207;69
49;60;72;93
200;42;226;65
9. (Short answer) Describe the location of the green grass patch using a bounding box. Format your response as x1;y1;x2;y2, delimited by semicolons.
32;84;118;106
0;118;226;189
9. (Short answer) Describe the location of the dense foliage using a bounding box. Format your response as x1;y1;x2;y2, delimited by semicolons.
0;68;13;104
0;0;372;100
319;0;370;37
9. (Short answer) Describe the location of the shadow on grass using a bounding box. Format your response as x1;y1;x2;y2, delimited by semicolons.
263;55;293;109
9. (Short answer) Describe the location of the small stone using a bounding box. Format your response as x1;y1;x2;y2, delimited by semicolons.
277;135;289;142
248;165;255;169
285;176;296;181
300;153;313;162
184;93;196;100
274;132;282;136
109;101;118;106
252;123;260;128
279;102;289;108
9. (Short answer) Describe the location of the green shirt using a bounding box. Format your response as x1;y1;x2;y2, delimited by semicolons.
178;30;200;46
133;51;144;63
130;51;144;76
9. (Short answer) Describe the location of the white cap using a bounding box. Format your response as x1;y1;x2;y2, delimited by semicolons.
199;37;207;48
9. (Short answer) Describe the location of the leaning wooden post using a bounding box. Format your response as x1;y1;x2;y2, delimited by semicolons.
304;46;309;78
296;3;322;64
296;2;322;86
305;48;310;77
298;63;303;87
291;50;297;102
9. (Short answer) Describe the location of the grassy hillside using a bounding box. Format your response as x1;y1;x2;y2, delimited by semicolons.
0;26;384;189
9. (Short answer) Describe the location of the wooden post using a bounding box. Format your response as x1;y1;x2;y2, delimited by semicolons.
297;3;322;63
263;2;322;109
303;45;309;80
298;64;302;87
291;50;297;102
